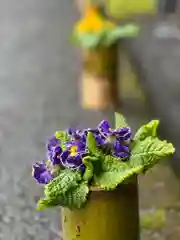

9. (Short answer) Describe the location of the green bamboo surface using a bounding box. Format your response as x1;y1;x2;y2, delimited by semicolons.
62;177;139;240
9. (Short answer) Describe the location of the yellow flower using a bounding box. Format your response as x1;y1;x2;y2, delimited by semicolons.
76;6;108;34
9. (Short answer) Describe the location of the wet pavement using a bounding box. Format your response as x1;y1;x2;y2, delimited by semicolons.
0;1;180;239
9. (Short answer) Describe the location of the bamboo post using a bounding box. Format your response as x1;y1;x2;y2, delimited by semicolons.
62;176;139;240
75;1;119;110
81;44;119;110
61;2;140;240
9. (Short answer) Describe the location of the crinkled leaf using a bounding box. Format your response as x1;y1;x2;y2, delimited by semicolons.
82;158;94;181
94;137;175;189
44;169;81;198
55;131;70;150
87;132;97;154
115;112;129;129
38;182;89;210
134;120;160;141
36;197;62;211
64;182;89;209
94;155;140;190
130;136;175;171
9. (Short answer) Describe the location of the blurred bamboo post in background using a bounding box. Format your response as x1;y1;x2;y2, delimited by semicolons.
81;43;119;110
76;0;119;110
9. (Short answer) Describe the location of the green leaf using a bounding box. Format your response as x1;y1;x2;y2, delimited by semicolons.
64;182;89;209
104;24;139;46
76;32;103;49
87;132;97;154
38;182;89;211
130;136;175;171
83;156;100;162
134;120;160;141
86;132;103;158
82;157;94;181
36;197;62;211
55;131;70;150
94;137;175;190
94;155;141;190
115;112;129;129
44;169;81;198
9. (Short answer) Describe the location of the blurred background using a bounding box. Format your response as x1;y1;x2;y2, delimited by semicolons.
0;0;180;239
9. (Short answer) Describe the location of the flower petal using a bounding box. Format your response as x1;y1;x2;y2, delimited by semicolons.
60;150;85;170
47;145;62;165
113;141;129;152
32;162;53;184
113;141;130;159
98;120;111;133
46;136;59;151
116;127;132;141
95;134;106;146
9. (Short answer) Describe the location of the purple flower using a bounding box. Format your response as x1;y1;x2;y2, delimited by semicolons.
32;162;53;184
67;128;88;148
60;150;85;171
98;120;111;135
46;136;59;151
115;127;132;142
112;141;130;159
60;139;87;170
68;128;85;139
46;136;62;165
66;140;86;153
85;127;106;147
95;133;106;146
98;120;132;142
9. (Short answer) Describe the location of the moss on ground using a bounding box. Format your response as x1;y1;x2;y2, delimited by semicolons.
140;209;166;229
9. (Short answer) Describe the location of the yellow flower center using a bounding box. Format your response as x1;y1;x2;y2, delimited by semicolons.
70;145;78;156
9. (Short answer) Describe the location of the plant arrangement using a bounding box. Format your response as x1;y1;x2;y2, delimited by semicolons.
32;113;175;211
74;6;139;48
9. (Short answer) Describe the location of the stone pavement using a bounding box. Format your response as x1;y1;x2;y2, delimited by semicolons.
0;0;84;239
1;1;180;239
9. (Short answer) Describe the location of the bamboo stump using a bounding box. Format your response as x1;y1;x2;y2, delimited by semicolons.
81;44;119;110
62;176;139;240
